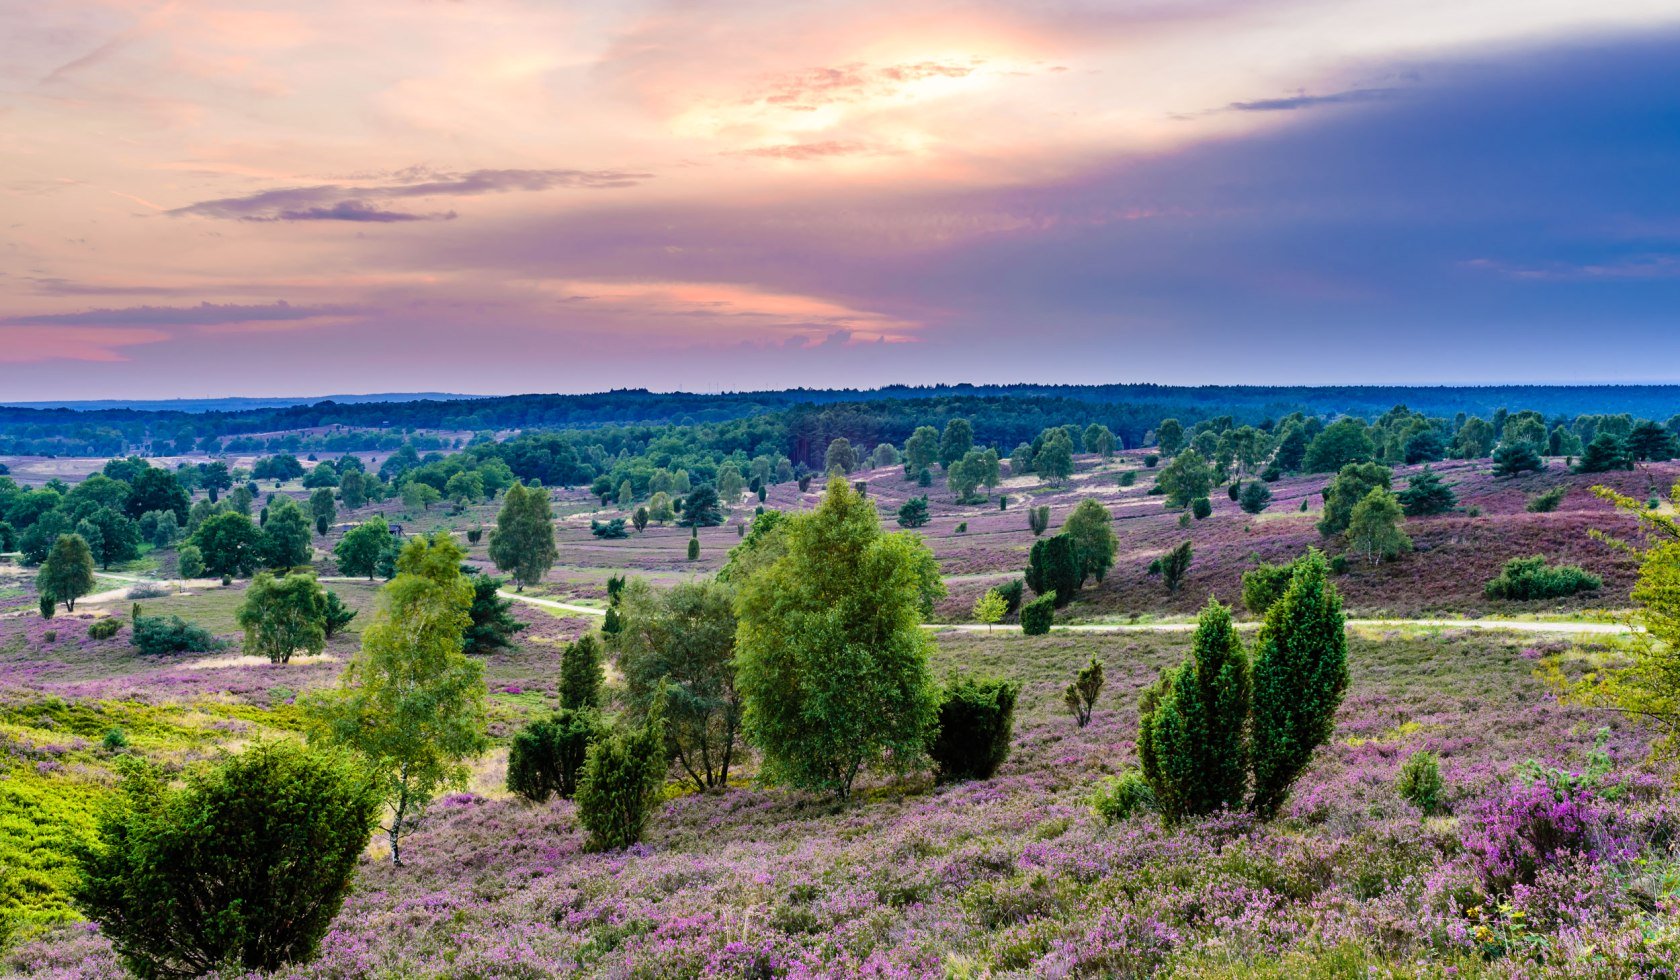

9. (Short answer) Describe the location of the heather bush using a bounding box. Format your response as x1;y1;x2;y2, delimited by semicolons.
1138;599;1249;820
1021;592;1055;635
575;696;667;851
1483;554;1601;600
1396;750;1445;814
73;743;379;978
1463;777;1631;895
1063;656;1103;727
86;618;122;641
131;615;219;656
507;708;605;802
1090;770;1155;823
928;676;1019;783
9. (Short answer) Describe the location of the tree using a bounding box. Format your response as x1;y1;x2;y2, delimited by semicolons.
1063;656;1104;727
303;461;340;489
1138;598;1250;820
37;534;96;612
1026;534;1080;606
1629;420;1680;461
716;464;744;504
823;438;859;475
1249;550;1347;817
632;506;649;533
869;443;900;468
1083;423;1117;456
463;574;524;655
401;481;440;512
1027;505;1051;536
938;418;974;468
1238;480;1272;515
929;677;1019;782
1157;450;1214;508
1156;418;1186;456
305;534;487;866
896;495;931;528
310;488;337;536
488;482;557;590
189;511;264;579
444;471;484;509
1549;425;1584;458
1062;499;1117;584
1402;429;1447;465
72;742;380;979
1303;418;1376;473
335;518;394;580
1396;466;1457;516
1034;429;1075;483
80;507;142;569
734;477;943;800
947;450;988;503
124;467;190;524
506;709;604;802
1021;592;1055;634
236;571;329;664
1575;433;1634;474
338;471;369;510
678;485;724;527
261;496;313;569
1152;540;1193;594
648;492;675;524
575;695;667;850
1452;417;1496;459
903;425;940;478
198;462;233;503
1272;425;1308;473
1346;488;1411;565
1317;461;1391;536
560;633;605;710
1492;440;1546;478
322;590;357;638
616;578;742;791
177;544;205;579
973;589;1007;631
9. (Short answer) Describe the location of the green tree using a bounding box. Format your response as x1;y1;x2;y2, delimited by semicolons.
305;534;487;865
1238;480;1272;515
1026;533;1080;606
1575;433;1634;474
506;709;604;802
929;676;1019;782
1629;420;1680;461
1346;488;1411;565
560;633;605;710
938;418;974;468
463;574;524;655
734;477;943;800
1034;429;1075;483
334;518;394;580
37;533;96;612
1062;498;1117;584
123;467;190;524
1156;449;1214;509
823;438;859;475
616;578;742;790
261;496;313;569
1303;418;1376;473
72;742;380;979
1249;551;1347;817
1083;423;1117;456
1152;540;1193;594
236;571;329;664
903;425;940;478
575;695;667;850
338;471;369;510
444;471;484;508
1317;461;1391;536
972;589;1007;631
488;482;557;590
1063;656;1103;726
896;495;930;528
1492;440;1546;478
177;543;205;579
1021;592;1055;635
1452;417;1496;459
79;507;141;569
679;485;724;527
1396;465;1457;516
309;488;337;536
1138;599;1250;820
1156;418;1186;456
322;590;357;638
400;481;440;512
188;511;264;579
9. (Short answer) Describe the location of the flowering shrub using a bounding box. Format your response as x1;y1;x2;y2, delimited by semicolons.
1463;778;1632;895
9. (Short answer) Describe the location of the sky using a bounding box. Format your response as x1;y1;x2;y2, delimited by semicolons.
3;0;1679;400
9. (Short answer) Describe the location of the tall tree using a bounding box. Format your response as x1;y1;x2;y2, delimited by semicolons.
1346;488;1411;564
463;574;524;656
1061;499;1117;584
37;533;96;612
261;496;313;569
305;534;487;866
1396;466;1457;516
1157;449;1215;508
237;571;330;664
124;467;190;524
488;482;557;590
938;418;975;469
903;426;940;478
734;477;943;799
335;518;394;580
188;511;264;579
1139;599;1250;820
1317;461;1391;537
310;487;337;535
823;438;859;475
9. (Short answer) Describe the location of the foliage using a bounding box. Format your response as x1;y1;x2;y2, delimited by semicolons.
1062;656;1103;727
616;578;742;791
1317;462;1391;537
1524;485;1568;513
1396;466;1457;516
679;485;725;527
1396;750;1445;815
188;511;264;579
1346;488;1411;565
1061;499;1117;584
1575;433;1633;474
489;482;557;589
1151;540;1193;594
463;574;524;655
1492;440;1545;478
176;543;205;579
1027;505;1051;536
1249;550;1347;817
1090;771;1156;823
1303;418;1375;473
72;743;380;979
506;709;605;802
1241;557;1302;616
334;517;395;580
261;496;313;569
322;589;357;638
236;571;329;664
132;615;219;656
972;589;1007;630
1483;555;1601;600
928;676;1019;783
87;617;123;640
1463;777;1628;896
1190;496;1212;520
305;533;487;865
995;579;1024;617
824;437;859;475
590;518;628;539
1026;534;1080;607
735;478;943;799
560;633;605;711
1157;450;1214;508
575;695;667;850
896;495;930;528
36;534;96;612
1020;592;1055;635
1138;599;1250;820
1238;480;1272;515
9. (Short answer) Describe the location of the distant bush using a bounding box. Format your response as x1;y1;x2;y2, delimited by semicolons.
1063;656;1103;727
125;583;171;600
896;496;930;528
132;615;219;656
687;538;699;561
1149;541;1193;594
1020;593;1055;635
177;544;205;579
1227;483;1240;502
1118;471;1136;487
87;618;123;641
1143;454;1159;468
73;743;380;978
507;709;605;802
575;700;667;851
1526;486;1568;513
955;522;968;534
1238;480;1272;515
1241;559;1298;615
995;579;1024;617
1484;555;1601;600
1191;497;1212;520
1091;770;1155;823
1397;750;1446;815
590;518;628;539
929;677;1020;783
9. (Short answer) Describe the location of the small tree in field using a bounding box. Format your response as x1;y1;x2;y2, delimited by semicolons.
1062;499;1117;584
1151;540;1193;595
896;496;930;528
1027;505;1051;536
237;571;329;664
973;589;1007;631
1492;440;1546;478
1138;599;1249;820
1020;592;1055;634
929;677;1019;782
37;534;96;612
1238;480;1272;515
559;633;605;710
1063;656;1104;727
734;478;943;800
507;709;604;802
334;518;393;580
1346;488;1411;565
575;693;666;850
489;482;557;591
1397;466;1457;516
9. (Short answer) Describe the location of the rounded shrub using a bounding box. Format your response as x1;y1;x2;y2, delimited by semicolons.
1191;497;1213;520
575;698;667;851
1020;592;1055;635
1483;555;1601;601
177;544;205;579
507;709;605;802
37;594;55;620
928;677;1020;783
1091;770;1155;823
1397;750;1445;815
686;537;700;561
73;742;380;978
87;618;123;641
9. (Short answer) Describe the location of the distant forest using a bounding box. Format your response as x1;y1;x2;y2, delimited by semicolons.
3;384;1679;461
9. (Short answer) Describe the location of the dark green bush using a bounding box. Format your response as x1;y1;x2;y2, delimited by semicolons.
73;743;379;979
1020;593;1055;635
995;579;1024;617
929;677;1020;783
1191;497;1213;520
87;618;123;641
507;709;605;802
131;615;219;656
1143;454;1159;468
575;700;667;851
686;538;699;561
1063;656;1104;727
1118;471;1136;487
1525;486;1568;513
1484;555;1601;600
1241;558;1300;615
1138;599;1250;820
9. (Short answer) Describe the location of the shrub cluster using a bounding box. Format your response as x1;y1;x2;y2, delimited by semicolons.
575;698;667;851
1483;555;1601;600
1020;592;1055;635
507;709;605;802
131;615;219;656
928;677;1019;783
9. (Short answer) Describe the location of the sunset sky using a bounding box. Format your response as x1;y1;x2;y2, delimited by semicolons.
3;0;1679;399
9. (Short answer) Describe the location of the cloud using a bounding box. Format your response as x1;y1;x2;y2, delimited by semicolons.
170;167;652;221
0;327;170;363
2;300;358;327
1228;87;1398;112
731;141;886;160
744;60;983;111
